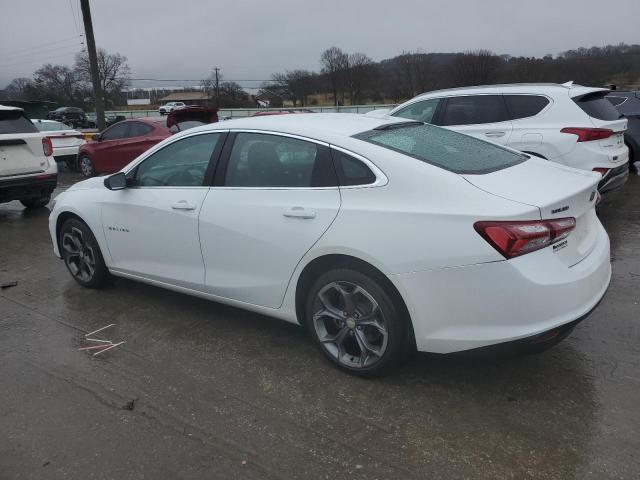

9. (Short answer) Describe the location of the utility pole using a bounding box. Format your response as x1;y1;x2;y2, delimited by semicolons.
214;67;220;105
79;0;106;130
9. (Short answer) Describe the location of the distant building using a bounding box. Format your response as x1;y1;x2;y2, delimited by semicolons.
158;91;212;107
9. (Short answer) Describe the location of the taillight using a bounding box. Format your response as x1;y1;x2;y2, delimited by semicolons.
592;167;609;177
561;127;613;142
474;218;576;259
42;137;53;157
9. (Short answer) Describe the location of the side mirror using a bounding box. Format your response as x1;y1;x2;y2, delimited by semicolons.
104;172;127;190
92;133;101;141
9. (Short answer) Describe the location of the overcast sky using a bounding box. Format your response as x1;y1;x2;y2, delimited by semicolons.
1;0;639;88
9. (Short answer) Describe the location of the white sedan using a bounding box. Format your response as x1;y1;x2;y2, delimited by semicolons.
32;119;86;169
48;113;611;376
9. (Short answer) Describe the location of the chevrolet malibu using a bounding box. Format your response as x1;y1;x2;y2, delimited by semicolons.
49;113;611;376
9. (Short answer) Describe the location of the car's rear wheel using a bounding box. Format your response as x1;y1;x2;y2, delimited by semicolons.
20;195;51;209
79;155;95;177
305;268;409;377
60;218;111;288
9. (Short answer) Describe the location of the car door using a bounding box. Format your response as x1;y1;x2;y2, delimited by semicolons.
101;131;224;290
198;131;341;308
114;121;165;170
437;94;513;146
91;122;130;170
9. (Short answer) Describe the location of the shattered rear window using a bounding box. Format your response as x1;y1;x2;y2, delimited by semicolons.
354;123;527;174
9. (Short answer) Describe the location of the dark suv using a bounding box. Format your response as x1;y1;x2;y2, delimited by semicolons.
47;107;88;128
607;91;640;172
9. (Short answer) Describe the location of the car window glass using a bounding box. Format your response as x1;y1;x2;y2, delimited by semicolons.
504;95;550;120
127;122;153;138
573;92;621;121
392;98;440;123
134;133;220;187
101;123;128;140
225;133;336;187
331;149;376;186
0;110;38;134
606;96;627;107
441;95;509;126
355;123;525;174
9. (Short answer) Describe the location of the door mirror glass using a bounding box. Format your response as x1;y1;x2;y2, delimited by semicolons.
92;133;101;141
104;172;127;190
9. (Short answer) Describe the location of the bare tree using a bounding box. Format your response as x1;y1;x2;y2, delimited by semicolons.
74;49;130;108
347;53;375;105
447;49;502;87
3;77;34;99
269;70;317;106
320;47;348;106
33;64;84;106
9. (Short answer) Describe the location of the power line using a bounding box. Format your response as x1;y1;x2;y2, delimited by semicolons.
68;0;81;34
0;41;85;62
0;48;85;69
4;35;83;57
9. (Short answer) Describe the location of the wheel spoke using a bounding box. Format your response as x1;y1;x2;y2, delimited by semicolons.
354;328;383;358
357;316;387;336
313;307;343;323
318;289;345;319
333;283;356;315
320;326;349;346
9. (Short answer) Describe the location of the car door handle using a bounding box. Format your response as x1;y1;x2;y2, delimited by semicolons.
283;207;316;219
484;131;506;138
171;200;197;211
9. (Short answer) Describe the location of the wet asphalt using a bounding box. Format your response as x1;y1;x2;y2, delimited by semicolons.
0;170;639;480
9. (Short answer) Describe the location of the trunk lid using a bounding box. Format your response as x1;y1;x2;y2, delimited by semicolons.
0;133;48;177
463;158;601;266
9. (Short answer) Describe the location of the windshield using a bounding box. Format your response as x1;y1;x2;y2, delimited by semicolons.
354;122;527;174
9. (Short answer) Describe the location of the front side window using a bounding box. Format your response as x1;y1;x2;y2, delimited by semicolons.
355;123;526;174
440;95;509;126
392;98;440;123
133;133;220;187
101;123;128;141
504;95;550;120
224;133;336;187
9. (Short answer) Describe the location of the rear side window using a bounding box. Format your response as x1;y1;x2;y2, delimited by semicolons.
504;95;550;120
101;122;128;140
127;122;153;137
354;123;526;174
0;110;38;134
440;95;509;126
331;149;376;186
573;92;621;121
225;133;337;187
392;98;440;123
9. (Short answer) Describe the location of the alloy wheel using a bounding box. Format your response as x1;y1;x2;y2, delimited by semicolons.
80;157;93;177
312;281;388;369
62;226;96;282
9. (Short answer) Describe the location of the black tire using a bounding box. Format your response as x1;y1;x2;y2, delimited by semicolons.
79;155;95;177
305;268;410;377
59;218;111;288
20;195;51;209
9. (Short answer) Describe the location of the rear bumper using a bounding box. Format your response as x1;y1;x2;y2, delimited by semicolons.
0;173;58;203
598;162;629;193
53;145;81;158
392;221;611;353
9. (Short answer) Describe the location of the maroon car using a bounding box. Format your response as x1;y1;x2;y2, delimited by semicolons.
77;107;218;177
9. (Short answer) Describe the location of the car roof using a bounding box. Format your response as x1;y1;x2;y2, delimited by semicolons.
0;104;23;111
409;82;608;100
188;113;409;139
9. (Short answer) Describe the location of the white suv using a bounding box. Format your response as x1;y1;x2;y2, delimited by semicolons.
388;83;629;193
0;106;57;208
158;102;186;115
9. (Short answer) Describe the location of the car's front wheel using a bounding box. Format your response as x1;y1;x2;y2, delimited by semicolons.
60;218;111;288
305;268;410;377
78;155;95;177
